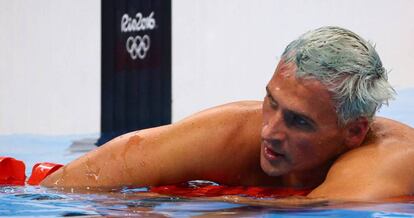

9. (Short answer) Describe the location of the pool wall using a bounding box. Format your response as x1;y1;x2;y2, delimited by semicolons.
1;0;414;136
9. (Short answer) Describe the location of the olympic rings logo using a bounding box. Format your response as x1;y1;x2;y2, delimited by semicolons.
126;35;151;60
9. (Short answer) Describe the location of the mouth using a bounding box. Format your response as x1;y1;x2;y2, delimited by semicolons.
263;141;285;161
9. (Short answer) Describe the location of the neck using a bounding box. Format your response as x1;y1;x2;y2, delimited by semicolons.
279;159;336;189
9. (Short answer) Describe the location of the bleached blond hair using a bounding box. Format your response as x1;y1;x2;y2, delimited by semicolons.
282;26;395;125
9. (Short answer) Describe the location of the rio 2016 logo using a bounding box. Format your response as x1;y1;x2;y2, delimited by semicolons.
121;12;155;60
125;35;150;60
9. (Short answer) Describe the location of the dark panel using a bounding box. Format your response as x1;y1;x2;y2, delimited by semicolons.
98;0;171;145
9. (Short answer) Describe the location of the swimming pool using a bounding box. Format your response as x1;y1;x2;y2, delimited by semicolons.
1;89;413;217
2;184;414;217
2;174;414;218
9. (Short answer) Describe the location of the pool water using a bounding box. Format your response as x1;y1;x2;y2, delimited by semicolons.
0;88;413;217
3;185;414;217
1;185;243;217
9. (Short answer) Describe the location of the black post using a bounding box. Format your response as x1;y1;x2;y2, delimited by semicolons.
98;0;172;145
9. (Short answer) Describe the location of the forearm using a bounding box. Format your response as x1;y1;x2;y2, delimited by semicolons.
40;129;172;188
41;101;263;189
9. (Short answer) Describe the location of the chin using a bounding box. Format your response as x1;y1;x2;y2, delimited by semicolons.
260;155;289;176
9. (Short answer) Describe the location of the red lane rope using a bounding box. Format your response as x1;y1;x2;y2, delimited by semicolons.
1;156;312;197
2;155;414;202
27;162;63;185
0;156;26;185
1;156;63;186
150;182;312;198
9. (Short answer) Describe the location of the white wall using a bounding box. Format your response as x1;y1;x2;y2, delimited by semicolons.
0;0;100;134
0;0;413;135
172;0;414;121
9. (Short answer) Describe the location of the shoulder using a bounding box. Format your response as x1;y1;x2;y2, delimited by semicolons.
370;116;413;135
194;101;263;115
308;117;414;200
178;101;263;125
172;100;264;146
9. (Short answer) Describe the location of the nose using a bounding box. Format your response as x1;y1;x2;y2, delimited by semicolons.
262;110;287;141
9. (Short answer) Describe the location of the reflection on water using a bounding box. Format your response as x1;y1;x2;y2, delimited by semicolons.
2;185;414;217
0;185;243;217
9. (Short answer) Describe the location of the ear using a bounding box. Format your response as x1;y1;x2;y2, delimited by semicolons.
343;117;370;149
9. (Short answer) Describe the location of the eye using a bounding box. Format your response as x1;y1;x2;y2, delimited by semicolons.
284;112;315;132
293;116;310;127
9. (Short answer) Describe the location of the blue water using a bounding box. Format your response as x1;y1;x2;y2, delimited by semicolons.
0;185;240;217
2;185;414;217
0;88;413;217
0;134;87;176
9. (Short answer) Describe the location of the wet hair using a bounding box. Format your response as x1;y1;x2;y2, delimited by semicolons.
281;26;395;125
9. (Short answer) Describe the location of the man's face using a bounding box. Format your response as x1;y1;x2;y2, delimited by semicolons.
261;61;348;176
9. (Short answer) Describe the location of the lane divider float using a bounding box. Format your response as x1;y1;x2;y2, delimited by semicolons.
27;162;63;185
0;156;63;186
3;156;414;201
0;157;26;185
151;183;311;198
0;156;311;197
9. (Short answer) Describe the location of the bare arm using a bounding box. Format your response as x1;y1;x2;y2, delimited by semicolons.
41;101;268;189
308;139;414;201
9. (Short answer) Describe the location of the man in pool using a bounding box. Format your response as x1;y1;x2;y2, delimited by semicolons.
41;26;414;201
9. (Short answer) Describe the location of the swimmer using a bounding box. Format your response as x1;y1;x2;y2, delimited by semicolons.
41;26;414;201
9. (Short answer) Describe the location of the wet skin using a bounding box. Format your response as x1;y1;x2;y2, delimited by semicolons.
261;61;349;182
42;60;414;201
